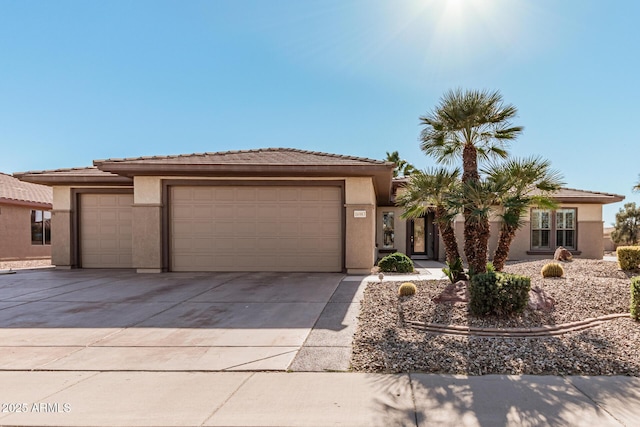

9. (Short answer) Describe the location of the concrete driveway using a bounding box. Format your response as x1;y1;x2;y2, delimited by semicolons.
0;269;347;371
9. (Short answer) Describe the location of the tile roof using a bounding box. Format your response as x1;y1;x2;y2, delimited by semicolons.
94;147;390;166
0;172;52;206
391;178;624;205
534;187;624;204
14;167;133;186
16;166;121;178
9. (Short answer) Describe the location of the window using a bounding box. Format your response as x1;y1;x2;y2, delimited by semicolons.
530;208;576;251
382;212;395;248
531;209;551;249
31;210;51;245
556;209;576;249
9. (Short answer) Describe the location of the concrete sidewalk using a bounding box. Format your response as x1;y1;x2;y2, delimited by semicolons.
0;371;638;426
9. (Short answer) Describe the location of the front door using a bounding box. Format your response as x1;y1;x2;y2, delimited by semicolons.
409;214;435;259
410;217;427;257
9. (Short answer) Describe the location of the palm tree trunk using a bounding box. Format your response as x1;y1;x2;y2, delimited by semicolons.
471;216;490;274
492;223;517;271
462;143;482;272
435;206;460;264
462;143;480;182
463;211;477;269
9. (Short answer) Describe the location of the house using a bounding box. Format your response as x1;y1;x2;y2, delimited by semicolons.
603;227;617;252
0;172;53;262
15;148;624;273
380;179;625;262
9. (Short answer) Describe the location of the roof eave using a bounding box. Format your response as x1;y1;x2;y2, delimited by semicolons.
0;198;52;209
552;195;625;204
16;174;133;186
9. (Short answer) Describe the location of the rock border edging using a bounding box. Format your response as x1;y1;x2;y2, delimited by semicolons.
407;313;630;337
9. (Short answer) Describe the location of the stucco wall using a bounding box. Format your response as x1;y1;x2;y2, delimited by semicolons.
411;203;606;262
344;177;376;274
0;203;51;261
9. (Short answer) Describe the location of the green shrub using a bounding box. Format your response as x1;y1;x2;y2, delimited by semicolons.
378;252;414;273
398;282;417;297
442;257;466;283
618;246;640;270
631;277;640;321
486;261;496;274
469;272;531;316
541;262;564;278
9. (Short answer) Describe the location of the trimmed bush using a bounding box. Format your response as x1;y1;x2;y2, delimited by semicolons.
378;252;414;273
541;262;564;278
398;282;417;297
469;272;531;316
618;246;640;270
632;277;640;321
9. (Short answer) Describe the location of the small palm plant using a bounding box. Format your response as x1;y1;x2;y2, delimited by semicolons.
484;157;564;271
396;168;462;265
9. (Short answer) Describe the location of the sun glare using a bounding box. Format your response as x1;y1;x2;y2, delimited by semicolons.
399;0;530;72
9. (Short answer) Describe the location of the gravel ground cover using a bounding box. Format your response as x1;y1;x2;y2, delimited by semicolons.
352;259;640;375
0;259;52;270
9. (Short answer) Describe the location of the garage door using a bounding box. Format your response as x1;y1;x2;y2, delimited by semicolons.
170;185;343;272
79;193;133;268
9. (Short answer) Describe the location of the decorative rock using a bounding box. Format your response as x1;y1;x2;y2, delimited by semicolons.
554;246;573;261
528;285;556;311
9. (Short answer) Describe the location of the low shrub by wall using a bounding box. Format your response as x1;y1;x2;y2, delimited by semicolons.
617;246;640;270
632;276;640;321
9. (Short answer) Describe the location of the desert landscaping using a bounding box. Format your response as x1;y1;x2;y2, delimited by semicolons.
352;258;640;375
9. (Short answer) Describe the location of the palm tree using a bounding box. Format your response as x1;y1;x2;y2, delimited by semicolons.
395;168;461;264
385;151;416;178
419;88;523;273
633;176;640;192
484;157;564;271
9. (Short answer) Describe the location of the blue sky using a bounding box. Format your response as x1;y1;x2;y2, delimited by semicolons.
1;0;638;225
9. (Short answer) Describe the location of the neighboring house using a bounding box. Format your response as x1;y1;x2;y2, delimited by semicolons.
603;227;617;252
0;172;53;262
15;148;624;273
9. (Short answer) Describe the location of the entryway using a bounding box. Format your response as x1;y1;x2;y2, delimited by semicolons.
408;213;436;259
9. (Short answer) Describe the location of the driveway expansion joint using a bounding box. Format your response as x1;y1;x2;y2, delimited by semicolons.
407;313;630;337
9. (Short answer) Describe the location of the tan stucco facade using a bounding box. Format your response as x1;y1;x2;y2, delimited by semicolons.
431;203;606;262
0;203;51;261
48;175;378;274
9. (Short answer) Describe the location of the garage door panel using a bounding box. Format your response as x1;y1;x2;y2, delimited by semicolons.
193;188;215;201
80;193;133;269
236;209;257;219
277;188;299;201
214;205;235;217
279;222;300;235
257;205;278;217
170;185;342;272
300;188;322;200
236;188;257;201
258;188;278;201
279;207;299;219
